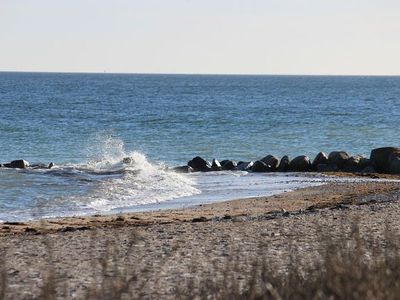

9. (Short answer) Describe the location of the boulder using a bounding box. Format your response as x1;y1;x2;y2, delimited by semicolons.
173;166;194;173
220;160;229;167
6;160;30;169
361;166;376;174
328;151;350;169
289;156;311;172
236;161;254;171
211;159;222;171
188;156;211;172
390;157;400;174
260;155;279;170
278;155;290;172
251;161;271;172
311;152;328;170
316;164;339;172
343;155;365;172
370;147;400;173
222;160;237;171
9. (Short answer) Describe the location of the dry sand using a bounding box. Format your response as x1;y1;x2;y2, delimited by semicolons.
0;175;400;299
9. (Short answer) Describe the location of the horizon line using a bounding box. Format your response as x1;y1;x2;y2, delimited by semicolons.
0;70;399;77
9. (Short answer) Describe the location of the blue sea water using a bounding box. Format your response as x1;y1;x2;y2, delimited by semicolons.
0;72;399;221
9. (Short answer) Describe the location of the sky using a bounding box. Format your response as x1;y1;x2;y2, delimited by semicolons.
1;0;399;75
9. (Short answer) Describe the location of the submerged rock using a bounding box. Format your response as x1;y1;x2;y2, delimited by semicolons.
289;156;311;172
188;156;211;172
260;155;279;170
173;166;194;173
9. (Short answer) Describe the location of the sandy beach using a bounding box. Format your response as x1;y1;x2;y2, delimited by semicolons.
0;175;399;299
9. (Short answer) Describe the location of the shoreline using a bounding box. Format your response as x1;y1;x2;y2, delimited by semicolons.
1;172;399;236
0;178;399;298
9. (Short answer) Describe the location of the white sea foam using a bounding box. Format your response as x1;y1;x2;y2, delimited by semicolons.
72;136;201;212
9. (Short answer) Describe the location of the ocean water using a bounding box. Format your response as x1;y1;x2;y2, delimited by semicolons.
0;72;399;221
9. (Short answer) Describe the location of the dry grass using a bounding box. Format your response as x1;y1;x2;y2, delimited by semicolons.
2;218;400;299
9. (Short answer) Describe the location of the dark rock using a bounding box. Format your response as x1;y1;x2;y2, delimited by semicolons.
251;160;271;172
188;156;211;172
390;157;400;174
311;152;328;170
370;147;400;173
220;160;229;167
278;155;290;172
211;159;222;171
6;160;30;169
289;155;311;172
48;162;54;169
361;166;376;174
222;160;237;171
260;155;279;170
173;166;194;173
316;163;339;172
343;155;365;172
328;151;350;169
236;161;254;171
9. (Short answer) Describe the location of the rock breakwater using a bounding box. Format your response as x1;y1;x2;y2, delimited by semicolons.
175;147;400;175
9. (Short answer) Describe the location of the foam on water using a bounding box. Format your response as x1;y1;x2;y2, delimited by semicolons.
0;136;399;222
0;137;201;221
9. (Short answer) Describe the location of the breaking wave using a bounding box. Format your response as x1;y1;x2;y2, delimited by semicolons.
38;136;200;214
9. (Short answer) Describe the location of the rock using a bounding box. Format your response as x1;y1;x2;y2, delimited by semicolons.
343;155;365;172
316;163;339;172
236;161;254;171
370;147;400;173
390;157;400;174
311;152;328;170
278;155;290;172
173;166;194;173
48;162;54;169
30;163;48;169
289;155;311;172
211;159;222;171
361;166;376;174
260;155;279;170
251;160;271;172
6;160;30;169
188;156;211;172
328;151;350;169
220;160;229;167
222;160;237;171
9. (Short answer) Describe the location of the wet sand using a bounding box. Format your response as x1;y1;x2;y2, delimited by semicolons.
0;175;400;298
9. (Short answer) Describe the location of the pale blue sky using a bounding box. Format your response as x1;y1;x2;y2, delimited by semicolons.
1;0;399;75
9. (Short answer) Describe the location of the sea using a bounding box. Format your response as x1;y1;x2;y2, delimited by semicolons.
0;72;399;221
